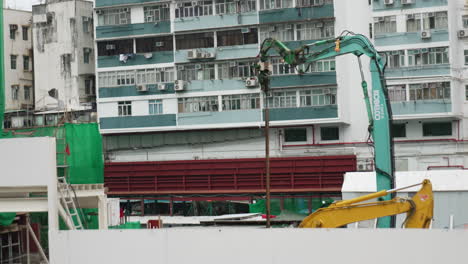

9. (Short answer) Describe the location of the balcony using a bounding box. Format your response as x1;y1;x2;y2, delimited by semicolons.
373;0;447;11
259;4;334;24
268;106;338;121
391;100;452;117
95;0;161;8
96;21;171;39
270;73;337;88
174;44;258;64
98;83;175;99
100;114;177;129
375;30;449;47
173;12;257;32
97;51;174;68
178;109;261;126
385;64;450;78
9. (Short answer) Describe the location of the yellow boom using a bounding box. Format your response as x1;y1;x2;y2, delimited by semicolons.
299;179;433;228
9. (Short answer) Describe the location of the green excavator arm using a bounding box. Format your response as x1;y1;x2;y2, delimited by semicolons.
258;34;395;227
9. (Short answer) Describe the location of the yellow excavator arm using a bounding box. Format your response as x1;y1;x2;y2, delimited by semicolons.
299;179;433;228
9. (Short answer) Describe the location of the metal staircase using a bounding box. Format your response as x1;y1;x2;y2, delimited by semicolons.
57;176;84;230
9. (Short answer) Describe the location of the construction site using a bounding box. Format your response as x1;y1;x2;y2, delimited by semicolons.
1;0;468;263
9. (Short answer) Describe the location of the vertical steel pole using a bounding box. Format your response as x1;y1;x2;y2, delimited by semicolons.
264;92;271;228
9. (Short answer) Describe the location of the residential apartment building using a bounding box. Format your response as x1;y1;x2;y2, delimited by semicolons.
32;0;96;126
95;0;468;211
3;8;33;128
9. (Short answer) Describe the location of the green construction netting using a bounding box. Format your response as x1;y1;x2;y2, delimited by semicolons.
0;123;104;225
249;197;335;216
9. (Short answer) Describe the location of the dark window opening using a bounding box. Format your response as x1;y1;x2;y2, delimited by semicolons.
9;24;17;40
423;122;452;137
97;39;133;56
321;127;339;141
176;32;214;50
284;128;307;142
217;28;258;47
392;123;406;138
136;35;174;53
22;26;29;40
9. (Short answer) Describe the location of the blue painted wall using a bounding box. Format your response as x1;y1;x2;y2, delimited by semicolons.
96;0;165;8
99;83;175;98
96;21;170;39
270;73;337;88
269;106;338;121
97;51;174;68
259;4;334;24
375;30;448;46
391;100;451;115
174;12;257;32
385;65;450;78
178;109;261;125
100;114;177;129
373;0;447;11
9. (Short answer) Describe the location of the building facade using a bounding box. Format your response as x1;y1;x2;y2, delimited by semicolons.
32;0;96;126
95;0;468;207
3;8;33;129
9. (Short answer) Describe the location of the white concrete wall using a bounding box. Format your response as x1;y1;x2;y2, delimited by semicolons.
32;0;95;111
3;9;33;111
49;228;468;264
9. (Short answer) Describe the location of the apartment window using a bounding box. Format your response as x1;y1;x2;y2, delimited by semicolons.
97;39;133;56
149;100;163;115
260;24;294;42
222;93;260;110
175;1;213;18
408;47;449;66
82;17;91;33
24;85;31;100
9;25;17;40
423;122;452;137
85;79;95;95
218;60;256;79
374;16;396;35
383;50;405;68
215;0;256;14
465;50;468;65
97;8;131;26
299;88;336;106
423;12;448;30
271;58;297;75
83;48;91;64
178;96;219;113
10;55;17;70
217;28;258;47
22;26;28;40
409;82;450;101
387;85;406;102
23;56;30;71
406;14;422;32
118;101;132;116
267;90;297;108
321;127;339;141
296;0;333;7
284;128;307;142
175;32;214;50
466;85;468;101
463;15;468;28
259;0;293;10
392;123;406;138
296;20;334;41
177;63;215;81
100;68;174;87
307;59;335;72
11;85;19;100
136;36;173;53
144;5;170;22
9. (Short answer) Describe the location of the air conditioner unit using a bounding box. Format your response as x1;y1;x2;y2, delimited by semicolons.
9;25;18;30
323;88;331;94
384;0;394;5
161;3;169;8
420;30;431;39
378;17;385;22
136;84;148;92
177;65;185;70
122;7;130;12
420;48;429;53
174;80;186;91
106;44;116;50
406;14;415;20
315;22;324;28
191;1;198;6
229;61;237;67
187;49;198;59
458;29;468;38
157;84;166;91
269;25;277;32
195;64;202;70
176;3;183;8
245;77;258;88
314;0;324;6
401;0;413;5
83;17;90;22
241;28;250;33
427;12;435;17
204;52;216;59
155;41;164;47
285;24;293;30
96;10;103;15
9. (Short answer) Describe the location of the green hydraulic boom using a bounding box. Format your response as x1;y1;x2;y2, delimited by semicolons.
257;33;395;228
